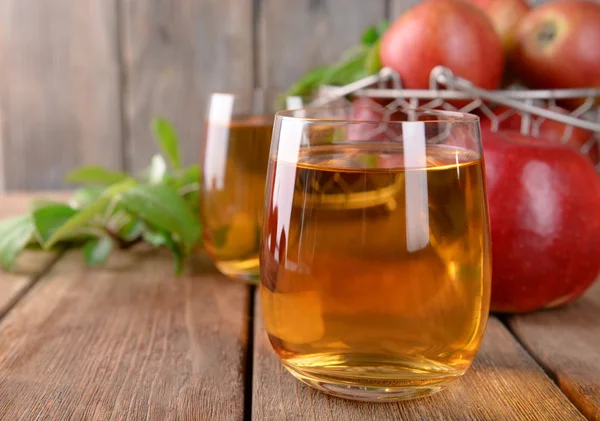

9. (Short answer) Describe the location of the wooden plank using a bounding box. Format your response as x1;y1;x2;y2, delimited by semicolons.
121;0;254;173
259;0;387;92
0;193;68;317
0;252;58;319
0;249;250;421
507;282;600;421
390;0;421;18
0;0;122;191
253;293;584;421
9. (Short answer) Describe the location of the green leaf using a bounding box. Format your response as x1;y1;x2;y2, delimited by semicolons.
44;178;137;249
172;164;200;189
183;190;200;218
0;215;35;271
119;219;145;242
148;231;184;271
283;66;330;99
322;48;370;86
83;237;114;266
173;164;200;214
43;199;107;248
364;40;382;75
119;184;201;253
143;230;184;275
70;187;105;209
66;166;129;186
32;203;78;244
152;117;182;169
163;233;185;275
361;20;389;46
361;26;379;46
285;20;389;97
143;230;168;247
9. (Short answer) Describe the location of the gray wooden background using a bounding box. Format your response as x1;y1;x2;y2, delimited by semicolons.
0;0;551;191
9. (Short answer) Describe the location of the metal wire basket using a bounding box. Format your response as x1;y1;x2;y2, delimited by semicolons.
310;66;600;170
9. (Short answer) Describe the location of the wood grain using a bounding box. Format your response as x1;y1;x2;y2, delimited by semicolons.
507;282;600;421
253;293;584;421
258;0;387;92
0;249;250;421
0;0;123;191
121;0;254;173
0;193;68;317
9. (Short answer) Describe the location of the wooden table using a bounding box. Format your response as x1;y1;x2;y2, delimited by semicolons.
1;193;598;421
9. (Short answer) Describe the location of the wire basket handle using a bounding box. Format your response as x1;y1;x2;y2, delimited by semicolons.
430;66;600;133
305;65;600;134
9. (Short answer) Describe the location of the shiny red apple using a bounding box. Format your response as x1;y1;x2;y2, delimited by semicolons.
480;106;599;165
482;129;600;313
465;0;530;54
512;0;600;90
380;0;505;90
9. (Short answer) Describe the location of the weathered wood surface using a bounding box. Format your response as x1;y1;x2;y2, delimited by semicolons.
508;281;600;421
0;249;250;421
1;194;597;420
0;193;68;316
0;0;123;191
253;293;584;421
121;0;254;172
258;0;387;91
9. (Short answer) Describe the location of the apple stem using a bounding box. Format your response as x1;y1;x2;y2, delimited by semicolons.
537;22;557;46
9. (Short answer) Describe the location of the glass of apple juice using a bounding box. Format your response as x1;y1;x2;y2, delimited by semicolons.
200;91;304;283
259;102;492;401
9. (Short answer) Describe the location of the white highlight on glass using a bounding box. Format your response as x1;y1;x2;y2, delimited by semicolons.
204;93;234;190
403;122;430;253
273;119;305;266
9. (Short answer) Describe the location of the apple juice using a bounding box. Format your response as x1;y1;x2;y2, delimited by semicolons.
201;115;273;282
260;142;491;396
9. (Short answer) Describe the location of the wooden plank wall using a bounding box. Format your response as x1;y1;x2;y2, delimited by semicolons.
0;0;390;191
0;0;122;191
121;0;254;173
0;0;552;191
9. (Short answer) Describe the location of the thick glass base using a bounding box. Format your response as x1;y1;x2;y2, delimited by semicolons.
215;258;260;284
282;359;464;402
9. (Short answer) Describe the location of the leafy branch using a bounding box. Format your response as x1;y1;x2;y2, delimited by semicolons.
0;117;201;275
283;21;389;100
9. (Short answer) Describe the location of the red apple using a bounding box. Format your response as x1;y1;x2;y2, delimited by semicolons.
482;129;600;313
347;97;388;142
380;0;505;90
465;0;530;54
347;97;414;142
480;106;599;165
512;0;600;90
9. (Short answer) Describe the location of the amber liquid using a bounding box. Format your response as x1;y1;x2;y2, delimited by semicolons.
201;115;273;282
260;143;491;401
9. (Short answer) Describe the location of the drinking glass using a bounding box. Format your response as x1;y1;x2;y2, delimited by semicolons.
259;102;492;401
200;91;305;283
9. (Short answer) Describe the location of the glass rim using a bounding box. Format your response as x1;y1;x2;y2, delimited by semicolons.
275;106;481;124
